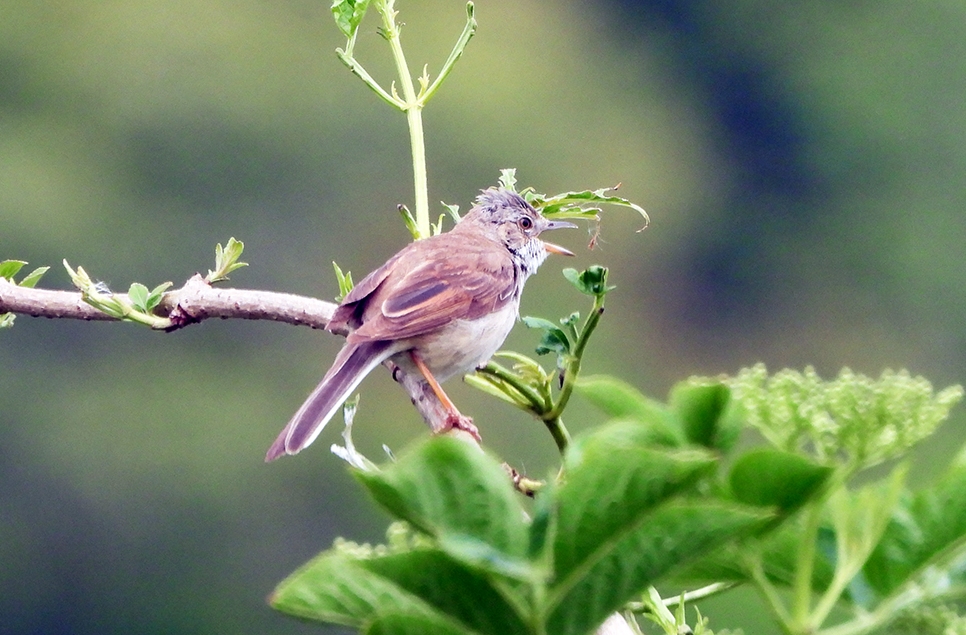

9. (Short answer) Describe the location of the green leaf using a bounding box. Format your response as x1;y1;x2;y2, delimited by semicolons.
526;185;649;229
145;281;172;311
522;316;571;357
670;380;741;452
354;437;528;558
361;549;530;635
576;375;686;447
670;521;836;592
562;266;612;296
397;204;420;240
127;283;149;312
864;448;966;598
552;425;719;587
0;260;26;280
547;429;771;635
19;266;50;288
437;534;537;582
271;550;457;628
331;0;372;39
547;503;768;635
0;313;15;329
498;168;517;192
728;448;832;511
332;261;354;302
207;237;248;283
364;612;469;635
440;202;461;224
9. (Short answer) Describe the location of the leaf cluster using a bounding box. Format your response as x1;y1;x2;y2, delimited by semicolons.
0;259;50;328
499;168;649;231
273;365;966;635
270;376;836;635
468;265;613;455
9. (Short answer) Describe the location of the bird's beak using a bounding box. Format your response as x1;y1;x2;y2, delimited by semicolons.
544;241;575;256
545;219;578;231
543;219;577;256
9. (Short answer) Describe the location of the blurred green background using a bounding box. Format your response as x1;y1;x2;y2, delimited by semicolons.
2;1;964;633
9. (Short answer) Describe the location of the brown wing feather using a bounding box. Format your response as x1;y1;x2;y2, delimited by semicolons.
326;250;404;332
347;232;516;343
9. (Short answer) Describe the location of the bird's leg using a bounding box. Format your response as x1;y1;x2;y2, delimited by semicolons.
408;350;481;442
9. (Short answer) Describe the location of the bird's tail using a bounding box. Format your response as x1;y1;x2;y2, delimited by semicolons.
265;340;395;461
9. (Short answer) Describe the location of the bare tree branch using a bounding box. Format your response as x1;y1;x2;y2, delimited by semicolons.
0;274;337;330
0;273;463;438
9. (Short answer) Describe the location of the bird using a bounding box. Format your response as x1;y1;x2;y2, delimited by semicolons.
265;188;576;461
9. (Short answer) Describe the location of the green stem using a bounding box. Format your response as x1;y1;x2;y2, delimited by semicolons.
421;2;477;104
810;567;855;632
659;582;739;608
545;298;605;422
792;501;824;629
542;415;571;455
406;107;429;238
377;0;430;237
537;294;606;455
746;552;795;634
475;363;548;413
335;49;401;109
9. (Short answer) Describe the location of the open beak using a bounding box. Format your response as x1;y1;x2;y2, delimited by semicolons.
544;241;575;256
543;219;577;256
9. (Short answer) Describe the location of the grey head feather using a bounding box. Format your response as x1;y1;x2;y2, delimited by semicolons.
472;188;535;221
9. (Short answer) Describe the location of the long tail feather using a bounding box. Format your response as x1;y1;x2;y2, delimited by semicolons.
265;340;395;461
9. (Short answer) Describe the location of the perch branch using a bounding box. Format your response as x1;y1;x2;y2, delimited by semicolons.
0;274;336;330
0;274;469;444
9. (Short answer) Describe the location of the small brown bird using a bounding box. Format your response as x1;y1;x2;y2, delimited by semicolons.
266;189;575;461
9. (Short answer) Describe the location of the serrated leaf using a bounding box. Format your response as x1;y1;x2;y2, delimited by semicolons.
529;186;649;228
354;437;528;558
361;549;529;635
271;550;449;628
0;260;26;280
331;0;372;39
576;375;686;447
670;380;741;452
728;448;832;511
547;502;769;635
554;426;719;584
498;168;517;192
546;424;769;635
19;266;50;288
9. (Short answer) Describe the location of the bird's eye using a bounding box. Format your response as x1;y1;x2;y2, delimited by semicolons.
519;217;533;230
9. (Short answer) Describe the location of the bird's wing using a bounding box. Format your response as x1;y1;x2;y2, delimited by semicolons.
348;236;517;343
326;250;405;332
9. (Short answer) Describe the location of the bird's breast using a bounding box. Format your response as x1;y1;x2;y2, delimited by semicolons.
402;300;519;382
